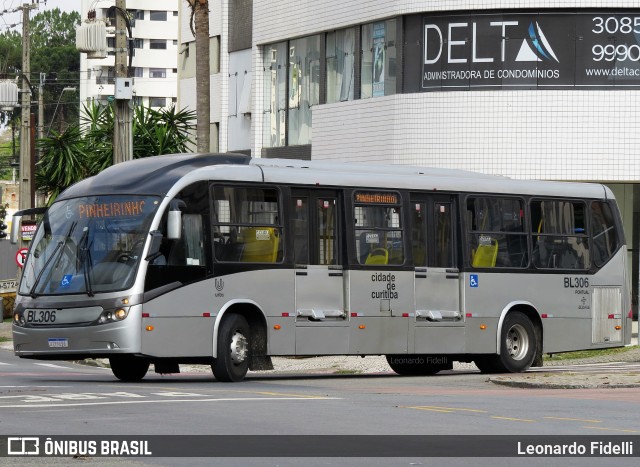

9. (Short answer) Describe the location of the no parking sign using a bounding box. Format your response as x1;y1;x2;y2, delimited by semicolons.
15;248;28;268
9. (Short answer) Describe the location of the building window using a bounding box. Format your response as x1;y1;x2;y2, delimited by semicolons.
288;34;320;146
134;10;144;20
326;27;356;103
133;39;143;49
134;67;143;78
149;68;167;78
150;39;167;50
149;11;167;21
263;42;287;148
361;19;396;99
107;37;115;56
149;97;166;108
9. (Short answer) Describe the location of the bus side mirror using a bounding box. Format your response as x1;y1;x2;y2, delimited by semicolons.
10;207;46;244
10;214;21;244
167;210;182;240
167;199;186;240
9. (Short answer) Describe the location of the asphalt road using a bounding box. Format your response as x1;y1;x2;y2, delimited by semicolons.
0;348;639;467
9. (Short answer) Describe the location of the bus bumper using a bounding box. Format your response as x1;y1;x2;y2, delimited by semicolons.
12;321;141;359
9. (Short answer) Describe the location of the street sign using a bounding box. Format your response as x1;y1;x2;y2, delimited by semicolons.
15;248;28;268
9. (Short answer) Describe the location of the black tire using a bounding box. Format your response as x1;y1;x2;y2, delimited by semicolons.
109;356;149;382
385;355;447;376
497;311;537;373
473;355;504;374
212;314;250;382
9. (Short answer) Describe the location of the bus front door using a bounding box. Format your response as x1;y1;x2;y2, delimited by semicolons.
291;190;348;354
411;196;464;354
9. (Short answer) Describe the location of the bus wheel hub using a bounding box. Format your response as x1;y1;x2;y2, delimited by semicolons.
230;331;248;364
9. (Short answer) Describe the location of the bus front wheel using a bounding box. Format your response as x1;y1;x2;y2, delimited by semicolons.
109;356;149;382
496;311;538;373
212;314;250;382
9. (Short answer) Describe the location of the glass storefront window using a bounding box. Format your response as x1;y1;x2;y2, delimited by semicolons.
288;35;320;146
361;19;396;99
326;28;356;103
263;42;287;148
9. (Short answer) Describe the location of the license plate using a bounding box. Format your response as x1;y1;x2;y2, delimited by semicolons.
48;338;68;348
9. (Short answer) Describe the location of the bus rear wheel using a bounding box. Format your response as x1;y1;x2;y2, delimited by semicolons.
109;356;149;382
386;355;449;376
212;314;250;382
473;355;503;374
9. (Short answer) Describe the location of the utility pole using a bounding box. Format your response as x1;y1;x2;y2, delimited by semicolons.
38;73;45;154
112;0;132;164
19;2;36;210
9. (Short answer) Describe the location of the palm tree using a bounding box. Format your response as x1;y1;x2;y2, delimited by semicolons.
186;0;211;153
36;103;195;205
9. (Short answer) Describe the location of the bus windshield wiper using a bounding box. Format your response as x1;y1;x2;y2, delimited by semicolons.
29;221;77;298
78;226;94;297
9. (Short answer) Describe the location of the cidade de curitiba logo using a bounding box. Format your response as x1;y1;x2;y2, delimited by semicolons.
422;16;562;88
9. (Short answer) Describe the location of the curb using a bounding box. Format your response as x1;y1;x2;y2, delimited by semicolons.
488;374;640;389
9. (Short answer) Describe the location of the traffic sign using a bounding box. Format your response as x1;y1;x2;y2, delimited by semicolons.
15;248;28;268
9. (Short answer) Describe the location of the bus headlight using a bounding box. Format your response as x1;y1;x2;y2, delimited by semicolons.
98;307;130;324
13;312;25;327
114;308;127;320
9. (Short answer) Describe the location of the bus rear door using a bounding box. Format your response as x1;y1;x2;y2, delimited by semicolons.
411;195;464;353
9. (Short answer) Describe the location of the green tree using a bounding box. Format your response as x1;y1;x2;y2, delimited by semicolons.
0;8;81;133
36;103;196;205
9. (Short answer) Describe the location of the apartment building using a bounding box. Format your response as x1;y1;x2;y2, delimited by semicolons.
79;0;179;109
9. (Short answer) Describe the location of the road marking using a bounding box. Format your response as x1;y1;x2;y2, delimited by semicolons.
490;416;535;423
544;416;602;423
252;391;333;399
0;396;341;409
402;405;487;413
0;386;72;389
0;362;12;366
583;426;639;433
33;363;71;369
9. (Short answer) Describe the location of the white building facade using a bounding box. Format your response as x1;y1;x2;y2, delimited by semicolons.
179;1;640;316
80;0;179;109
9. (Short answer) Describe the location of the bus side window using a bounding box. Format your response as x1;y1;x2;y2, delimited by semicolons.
531;200;589;270
467;197;527;269
212;186;283;263
591;201;619;267
354;198;404;266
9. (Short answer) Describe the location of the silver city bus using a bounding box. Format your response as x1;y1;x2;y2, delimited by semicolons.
11;153;632;381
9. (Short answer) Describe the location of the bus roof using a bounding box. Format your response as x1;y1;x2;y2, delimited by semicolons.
55;152;612;202
57;153;250;200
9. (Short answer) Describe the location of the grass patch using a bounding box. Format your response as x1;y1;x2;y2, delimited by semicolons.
0;336;9;343
545;345;639;361
333;369;363;375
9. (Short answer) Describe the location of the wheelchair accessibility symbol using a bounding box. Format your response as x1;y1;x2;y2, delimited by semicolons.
470;274;479;288
60;274;73;288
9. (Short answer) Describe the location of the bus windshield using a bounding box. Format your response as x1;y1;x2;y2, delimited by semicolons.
19;195;160;297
